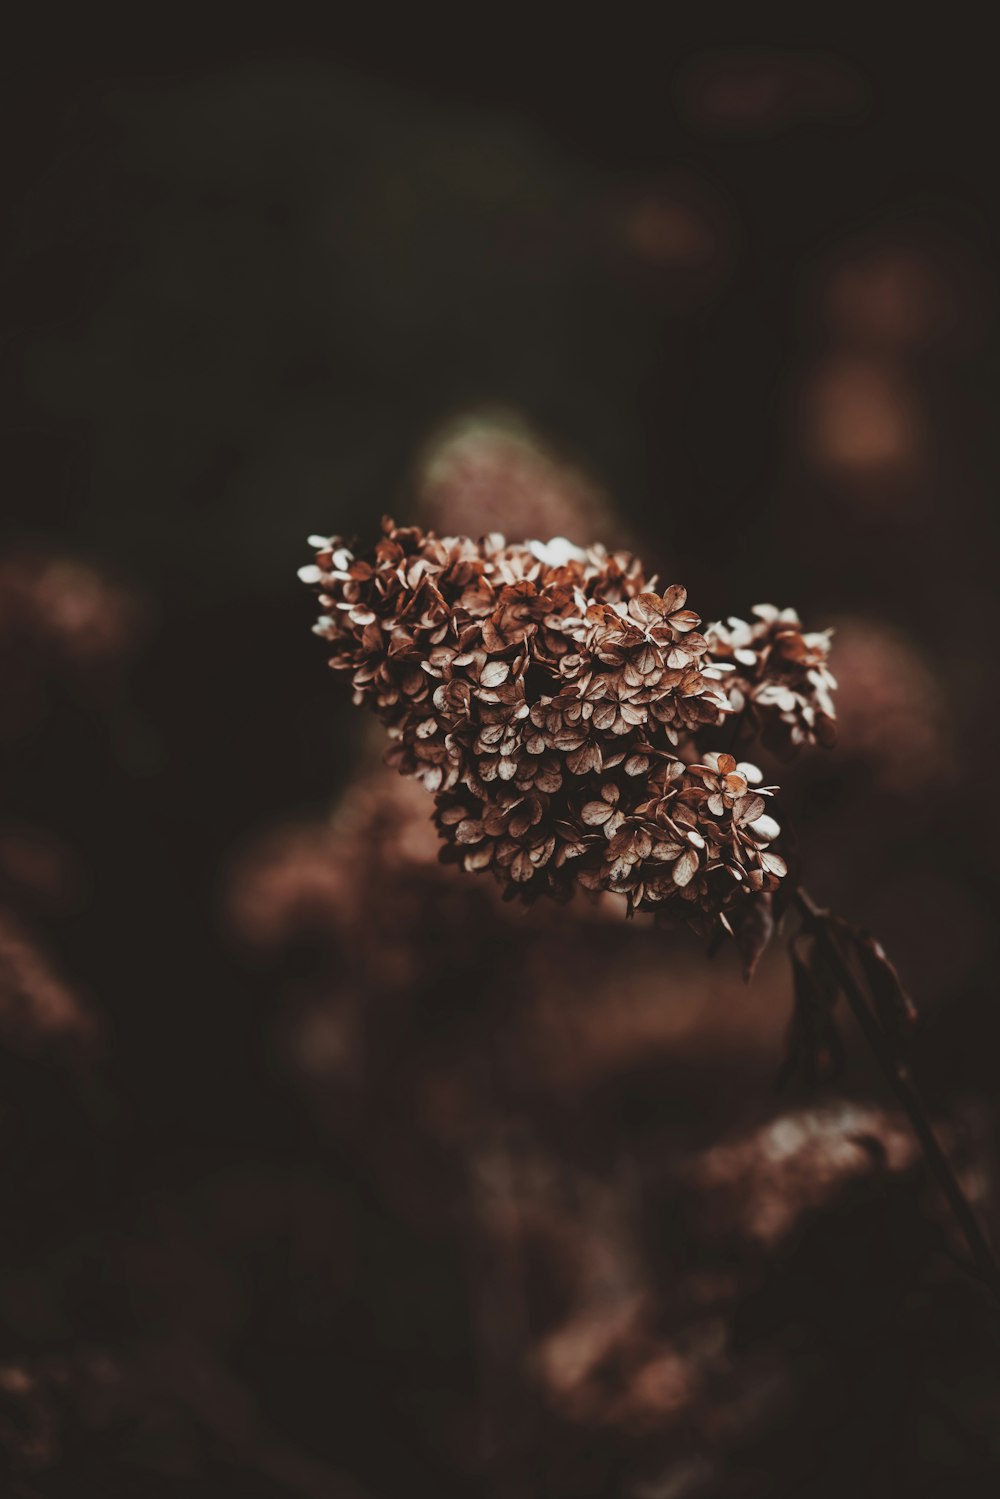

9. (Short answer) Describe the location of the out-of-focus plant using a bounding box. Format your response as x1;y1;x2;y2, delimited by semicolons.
301;520;998;1295
0;553;142;744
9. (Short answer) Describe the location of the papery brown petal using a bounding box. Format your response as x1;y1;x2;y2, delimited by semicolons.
480;660;510;687
566;742;602;775
669;610;701;633
735;794;766;825
581;801;613;826
748;814;781;843
438;804;468;825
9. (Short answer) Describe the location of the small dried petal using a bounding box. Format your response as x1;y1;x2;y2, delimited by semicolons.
748;814;781;843
480;660;510;687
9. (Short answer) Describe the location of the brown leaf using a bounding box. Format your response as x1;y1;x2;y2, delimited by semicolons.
852;929;919;1042
729;893;775;982
776;940;844;1090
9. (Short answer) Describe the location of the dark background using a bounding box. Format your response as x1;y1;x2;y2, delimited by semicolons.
2;15;999;1497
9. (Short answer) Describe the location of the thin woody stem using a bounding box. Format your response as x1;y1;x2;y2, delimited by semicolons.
792;884;1000;1300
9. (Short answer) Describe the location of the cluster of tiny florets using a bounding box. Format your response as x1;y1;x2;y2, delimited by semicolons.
707;605;837;754
302;522;833;929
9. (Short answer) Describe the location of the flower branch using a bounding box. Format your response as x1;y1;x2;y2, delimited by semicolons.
300;518;996;1297
789;885;1000;1297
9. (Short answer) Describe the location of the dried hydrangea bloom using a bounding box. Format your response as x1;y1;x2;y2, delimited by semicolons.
225;767;470;958
526;1104;921;1436
414;412;612;548
478;1099;986;1481
302;521;792;931
0;554;139;674
707;603;837;753
801;356;918;480
678;1100;917;1250
434;753;785;919
825;616;947;790
299;523;789;922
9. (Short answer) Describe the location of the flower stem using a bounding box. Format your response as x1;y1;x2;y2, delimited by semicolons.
792;884;1000;1301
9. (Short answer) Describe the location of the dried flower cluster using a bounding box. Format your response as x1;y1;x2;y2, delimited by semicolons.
707;604;837;754
0;555;139;675
826;616;947;790
302;522;836;930
525;1103;921;1438
415;413;611;548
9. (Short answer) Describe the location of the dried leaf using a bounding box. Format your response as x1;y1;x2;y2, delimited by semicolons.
852;929;919;1042
729;893;775;983
776;939;844;1090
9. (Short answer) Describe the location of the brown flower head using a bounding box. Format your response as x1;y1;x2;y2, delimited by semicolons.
414;412;612;547
707;604;837;754
302;522;798;932
823;616;946;790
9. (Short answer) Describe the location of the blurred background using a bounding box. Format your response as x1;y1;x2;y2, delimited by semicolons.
2;15;999;1497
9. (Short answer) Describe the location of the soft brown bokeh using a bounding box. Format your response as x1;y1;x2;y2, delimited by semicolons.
2;23;998;1498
